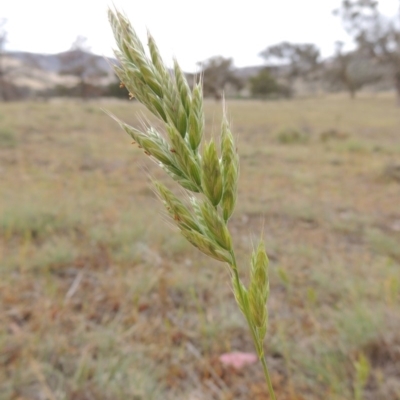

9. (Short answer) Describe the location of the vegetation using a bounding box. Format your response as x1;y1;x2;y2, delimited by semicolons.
103;78;131;99
196;56;243;100
335;0;400;103
58;36;108;100
249;67;291;99
1;93;399;400
0;18;10;101
1;2;400;102
326;41;382;98
258;42;321;93
1;2;400;399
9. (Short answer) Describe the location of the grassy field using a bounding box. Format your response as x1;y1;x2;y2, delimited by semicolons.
1;95;400;400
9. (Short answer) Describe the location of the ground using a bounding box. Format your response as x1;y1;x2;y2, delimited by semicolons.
0;94;399;400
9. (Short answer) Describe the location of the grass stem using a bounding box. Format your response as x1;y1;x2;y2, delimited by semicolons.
261;354;277;400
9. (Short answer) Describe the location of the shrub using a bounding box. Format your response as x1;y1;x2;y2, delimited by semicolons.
250;67;292;99
0;128;18;148
277;127;309;144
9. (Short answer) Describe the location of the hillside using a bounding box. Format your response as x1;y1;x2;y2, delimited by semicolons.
0;50;117;99
0;49;393;100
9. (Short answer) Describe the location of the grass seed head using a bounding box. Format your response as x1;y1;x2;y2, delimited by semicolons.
107;10;276;398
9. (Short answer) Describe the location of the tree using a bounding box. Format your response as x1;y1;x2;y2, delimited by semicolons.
335;0;400;103
59;36;108;99
0;18;9;101
259;42;321;93
0;19;40;101
326;41;382;98
197;56;243;100
249;67;291;98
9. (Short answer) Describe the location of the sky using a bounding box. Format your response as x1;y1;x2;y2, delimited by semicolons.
1;0;398;72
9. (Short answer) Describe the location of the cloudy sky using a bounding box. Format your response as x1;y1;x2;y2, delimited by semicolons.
1;0;398;71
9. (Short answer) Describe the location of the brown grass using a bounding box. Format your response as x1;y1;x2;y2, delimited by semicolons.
1;95;400;399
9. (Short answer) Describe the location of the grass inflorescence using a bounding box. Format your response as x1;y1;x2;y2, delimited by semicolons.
107;8;275;398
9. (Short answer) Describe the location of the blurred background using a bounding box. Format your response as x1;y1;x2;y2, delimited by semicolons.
1;1;400;399
1;0;399;101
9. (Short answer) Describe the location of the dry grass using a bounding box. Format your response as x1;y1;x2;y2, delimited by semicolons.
1;95;400;399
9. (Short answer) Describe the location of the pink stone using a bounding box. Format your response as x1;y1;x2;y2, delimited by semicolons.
219;351;258;369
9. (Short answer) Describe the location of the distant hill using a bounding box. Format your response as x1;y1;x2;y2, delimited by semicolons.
0;49;393;100
1;50;117;99
1;50;270;100
6;50;117;76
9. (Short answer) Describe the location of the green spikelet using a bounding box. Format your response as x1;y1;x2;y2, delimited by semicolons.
201;140;223;206
220;115;239;222
174;59;192;116
188;84;204;151
153;182;201;232
180;229;233;264
248;240;270;354
198;199;232;251
167;124;202;189
147;32;168;86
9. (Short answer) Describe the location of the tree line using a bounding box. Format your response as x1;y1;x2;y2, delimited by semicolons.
199;1;400;102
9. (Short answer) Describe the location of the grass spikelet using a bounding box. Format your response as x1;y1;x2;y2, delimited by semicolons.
201;139;223;206
174;59;192;115
181;229;233;264
147;31;168;82
143;127;172;161
220;113;239;222
198;199;232;251
166;124;202;189
188;83;204;151
153;182;200;232
248;241;270;354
